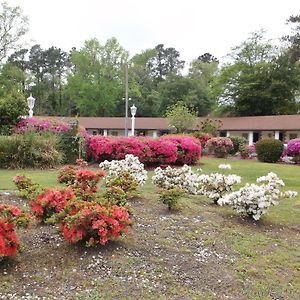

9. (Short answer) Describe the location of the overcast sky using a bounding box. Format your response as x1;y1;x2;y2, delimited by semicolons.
7;0;300;65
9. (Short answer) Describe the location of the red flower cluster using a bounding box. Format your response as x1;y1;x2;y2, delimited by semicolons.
0;204;30;257
88;135;202;165
60;201;131;246
73;169;105;201
31;187;75;222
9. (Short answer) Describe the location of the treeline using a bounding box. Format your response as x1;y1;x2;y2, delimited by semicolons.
0;1;300;121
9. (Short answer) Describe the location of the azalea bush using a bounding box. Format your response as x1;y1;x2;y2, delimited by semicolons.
100;154;148;187
207;137;233;158
229;136;247;154
72;169;105;201
13;174;40;200
58;159;89;185
152;165;202;195
88;135;201;166
105;171;138;196
198;173;241;203
191;132;212;149
0;204;31;257
56;200;132;246
218;172;297;220
31;187;75;222
159;188;184;210
285;138;300;163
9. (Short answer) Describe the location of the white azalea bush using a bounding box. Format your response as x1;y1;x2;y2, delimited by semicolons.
218;164;231;170
99;154;148;186
198;173;241;203
218;172;297;220
152;165;202;195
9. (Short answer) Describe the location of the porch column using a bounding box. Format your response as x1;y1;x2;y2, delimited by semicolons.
226;131;230;137
152;130;158;138
248;131;254;146
274;131;280;140
103;129;108;136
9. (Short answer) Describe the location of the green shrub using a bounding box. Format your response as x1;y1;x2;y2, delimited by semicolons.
57;119;86;163
256;139;284;163
0;133;62;168
229;136;247;154
159;188;184;210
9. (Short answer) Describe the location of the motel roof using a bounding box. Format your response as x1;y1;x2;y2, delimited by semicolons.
46;114;300;131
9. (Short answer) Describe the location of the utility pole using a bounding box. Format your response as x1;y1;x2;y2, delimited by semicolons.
125;64;129;137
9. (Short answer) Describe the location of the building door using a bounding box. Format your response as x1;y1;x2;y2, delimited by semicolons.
253;132;260;143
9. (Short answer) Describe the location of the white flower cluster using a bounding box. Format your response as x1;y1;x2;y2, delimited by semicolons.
198;173;241;202
280;156;295;164
152;165;202;195
218;172;297;220
99;154;148;186
218;164;232;170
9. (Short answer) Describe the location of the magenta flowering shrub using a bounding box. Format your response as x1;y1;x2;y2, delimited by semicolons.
207;137;234;158
160;135;202;165
15;117;89;140
87;135;201;166
285;138;300;163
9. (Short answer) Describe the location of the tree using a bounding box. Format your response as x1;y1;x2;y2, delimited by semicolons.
0;90;27;127
66;38;128;116
165;101;198;133
0;2;29;62
284;15;300;63
154;44;185;80
213;31;300;116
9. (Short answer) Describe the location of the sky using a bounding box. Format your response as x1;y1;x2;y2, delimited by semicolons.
6;0;300;66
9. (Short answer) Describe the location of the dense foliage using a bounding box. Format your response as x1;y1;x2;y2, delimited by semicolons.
207;137;233;158
256;139;284;163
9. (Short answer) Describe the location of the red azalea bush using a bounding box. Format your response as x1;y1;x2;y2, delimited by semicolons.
13;174;40;200
73;169;105;201
58;159;89;185
31;187;75;222
87;135;201;165
0;204;31;257
58;201;131;246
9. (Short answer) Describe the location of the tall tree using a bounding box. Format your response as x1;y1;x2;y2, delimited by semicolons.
66;38;128;116
0;2;29;62
213;31;300;116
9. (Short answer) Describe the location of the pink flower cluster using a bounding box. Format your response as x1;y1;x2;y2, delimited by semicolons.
285;138;300;157
88;135;201;165
16;118;71;134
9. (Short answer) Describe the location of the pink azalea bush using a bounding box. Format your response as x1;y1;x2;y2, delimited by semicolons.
87;135;201;166
207;137;234;158
285;138;300;163
15;117;89;140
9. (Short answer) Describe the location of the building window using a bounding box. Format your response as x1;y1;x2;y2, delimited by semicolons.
111;131;118;136
92;130;98;135
253;132;260;143
289;133;297;140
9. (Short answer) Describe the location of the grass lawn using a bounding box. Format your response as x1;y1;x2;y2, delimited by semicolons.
0;157;300;299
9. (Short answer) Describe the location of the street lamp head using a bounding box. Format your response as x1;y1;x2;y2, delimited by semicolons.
27;94;35;109
27;93;35;118
130;104;137;117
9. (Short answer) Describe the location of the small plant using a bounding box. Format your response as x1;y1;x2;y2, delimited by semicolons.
159;188;184;210
12;174;40;200
207;137;233;158
256;139;283;163
100;186;128;207
105;171;138;195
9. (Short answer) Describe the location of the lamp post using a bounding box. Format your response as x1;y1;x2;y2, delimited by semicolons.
130;104;137;136
27;94;35;118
